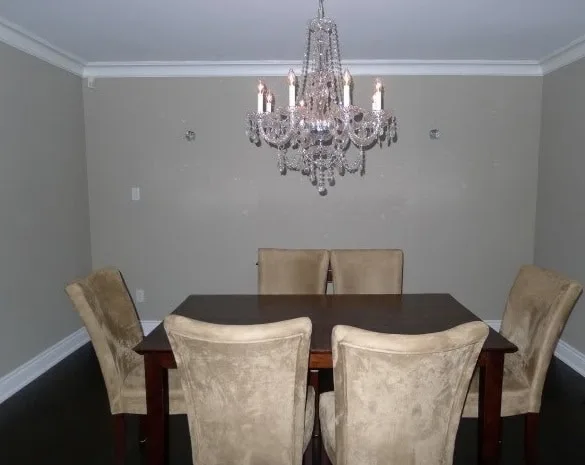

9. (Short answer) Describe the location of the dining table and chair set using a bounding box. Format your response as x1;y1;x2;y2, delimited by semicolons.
65;248;583;465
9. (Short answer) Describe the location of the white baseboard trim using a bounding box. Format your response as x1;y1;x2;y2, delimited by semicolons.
1;317;584;405
484;319;585;378
555;340;585;378
0;327;89;405
485;320;501;331
0;322;159;405
142;320;161;335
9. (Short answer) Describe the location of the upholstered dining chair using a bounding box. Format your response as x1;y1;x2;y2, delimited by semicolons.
65;267;186;465
462;264;582;464
164;315;315;465
330;249;404;294
319;321;489;465
258;248;330;294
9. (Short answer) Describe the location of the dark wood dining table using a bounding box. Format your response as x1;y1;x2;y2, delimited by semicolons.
134;293;517;465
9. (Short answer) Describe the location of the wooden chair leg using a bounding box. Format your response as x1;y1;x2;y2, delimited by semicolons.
112;414;126;465
139;414;148;445
524;412;540;465
321;440;331;465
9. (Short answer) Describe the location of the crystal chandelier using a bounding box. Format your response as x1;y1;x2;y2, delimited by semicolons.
246;0;397;195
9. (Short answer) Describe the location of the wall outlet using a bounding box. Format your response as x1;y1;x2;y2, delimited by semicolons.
136;289;145;303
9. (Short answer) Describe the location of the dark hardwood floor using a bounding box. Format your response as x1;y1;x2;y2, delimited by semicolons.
0;343;584;464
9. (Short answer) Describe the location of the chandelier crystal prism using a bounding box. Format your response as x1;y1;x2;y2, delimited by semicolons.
246;0;397;195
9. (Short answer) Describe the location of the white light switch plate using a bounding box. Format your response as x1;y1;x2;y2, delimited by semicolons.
136;289;145;303
131;187;140;201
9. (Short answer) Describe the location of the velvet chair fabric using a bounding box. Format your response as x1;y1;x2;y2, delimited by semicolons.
330;249;404;294
320;321;489;465
164;315;315;465
258;248;330;294
463;264;582;418
65;267;185;416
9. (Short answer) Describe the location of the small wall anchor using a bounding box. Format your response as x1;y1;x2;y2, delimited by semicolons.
429;129;441;140
184;130;196;142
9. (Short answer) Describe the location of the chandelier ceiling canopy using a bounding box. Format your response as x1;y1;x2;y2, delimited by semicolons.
246;0;397;195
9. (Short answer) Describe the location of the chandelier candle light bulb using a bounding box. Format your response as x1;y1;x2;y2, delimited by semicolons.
288;70;296;107
257;80;265;113
343;69;351;107
373;79;383;111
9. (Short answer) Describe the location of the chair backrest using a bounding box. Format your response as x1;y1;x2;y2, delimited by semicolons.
258;248;330;294
164;315;312;465
330;249;404;294
65;267;144;414
332;321;488;465
500;264;582;410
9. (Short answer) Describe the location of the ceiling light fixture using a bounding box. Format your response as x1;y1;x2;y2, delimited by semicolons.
246;0;397;195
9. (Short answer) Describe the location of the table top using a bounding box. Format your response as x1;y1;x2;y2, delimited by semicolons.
134;294;517;355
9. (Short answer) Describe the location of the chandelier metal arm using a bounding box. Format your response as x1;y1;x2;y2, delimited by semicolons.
256;111;297;147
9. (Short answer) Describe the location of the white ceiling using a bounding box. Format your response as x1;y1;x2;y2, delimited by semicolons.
0;0;584;64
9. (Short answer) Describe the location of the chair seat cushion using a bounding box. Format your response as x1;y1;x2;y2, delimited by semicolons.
462;353;531;418
120;363;186;415
319;391;336;464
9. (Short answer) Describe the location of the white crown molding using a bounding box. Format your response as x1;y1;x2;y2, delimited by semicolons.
0;16;85;76
1;7;584;80
0;327;89;404
540;34;585;75
83;59;542;79
84;60;303;78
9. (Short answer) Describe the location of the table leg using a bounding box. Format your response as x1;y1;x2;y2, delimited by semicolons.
309;369;321;465
478;352;505;465
145;354;168;465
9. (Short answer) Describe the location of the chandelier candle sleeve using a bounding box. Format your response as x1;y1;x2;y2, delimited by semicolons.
266;92;273;113
373;79;382;111
257;81;265;113
288;69;296;107
343;69;351;107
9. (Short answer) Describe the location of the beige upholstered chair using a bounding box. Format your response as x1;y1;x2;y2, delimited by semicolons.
330;249;404;294
164;315;315;465
258;248;330;294
320;321;489;465
463;264;582;464
65;267;186;464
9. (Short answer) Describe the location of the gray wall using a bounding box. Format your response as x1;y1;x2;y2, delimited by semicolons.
0;42;91;377
535;57;585;353
84;75;542;321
